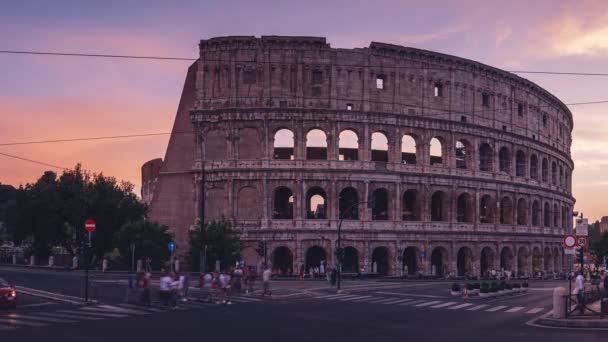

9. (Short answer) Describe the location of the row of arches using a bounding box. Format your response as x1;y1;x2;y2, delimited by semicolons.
267;245;563;277
273;186;571;229
272;128;571;190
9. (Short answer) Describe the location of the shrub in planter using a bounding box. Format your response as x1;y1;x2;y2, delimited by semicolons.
451;283;461;296
473;283;480;289
522;281;529;292
513;283;521;292
465;283;474;291
490;282;498;296
505;283;513;291
480;282;489;292
479;284;489;298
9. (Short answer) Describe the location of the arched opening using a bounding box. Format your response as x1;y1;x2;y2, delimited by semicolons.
542;158;549;182
553;247;561;272
342;247;359;272
543;202;551;227
559;165;564;187
455;140;467;169
479;195;495;223
456;193;473;223
479;143;493;171
431;191;448;221
371;188;389;221
306;187;327;219
500;196;513;224
516;198;528;225
530;154;538;180
430;137;443;166
516;150;526;177
532;247;542;273
500;247;514;272
457;247;473;277
371;132;389;162
306;129;327;160
562;206;568;229
401;135;417;164
402;247;419;275
338;130;359;161
339;187;359;220
372;247;390;276
305;246;327;273
273;129;294;160
553;203;559;227
480;247;495;277
402;189;419;221
431;247;448;276
272;247;293;275
532;200;541;226
551;162;557;185
499;147;511;173
517;247;530;275
273;187;294;219
544;247;553;273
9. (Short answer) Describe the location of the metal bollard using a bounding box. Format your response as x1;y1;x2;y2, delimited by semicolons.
553;287;566;319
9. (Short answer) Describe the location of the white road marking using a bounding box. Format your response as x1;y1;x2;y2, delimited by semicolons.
98;305;150;315
414;300;442;307
66;309;128;318
117;303;164;312
431;301;458;308
230;296;262;302
351;296;379;303
383;298;417;305
505;307;525;313
18;302;56;308
466;304;489;311
0;318;47;327
400;299;426;306
314;294;353;300
337;295;370;301
327;295;362;301
10;314;76;324
485;305;508;312
374;291;446;298
448;303;474;310
526;307;544;314
36;312;103;321
367;298;400;304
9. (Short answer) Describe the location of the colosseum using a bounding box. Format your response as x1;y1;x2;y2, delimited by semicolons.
143;35;575;277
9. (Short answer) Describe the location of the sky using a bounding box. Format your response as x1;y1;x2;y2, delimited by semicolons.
1;0;607;221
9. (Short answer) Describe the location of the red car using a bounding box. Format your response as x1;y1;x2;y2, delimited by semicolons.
0;277;16;309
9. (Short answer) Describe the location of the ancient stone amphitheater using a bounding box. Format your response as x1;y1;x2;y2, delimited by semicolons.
143;36;575;277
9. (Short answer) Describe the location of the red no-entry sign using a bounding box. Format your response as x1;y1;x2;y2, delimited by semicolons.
84;219;96;232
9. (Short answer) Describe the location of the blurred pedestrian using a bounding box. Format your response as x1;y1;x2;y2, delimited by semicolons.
140;272;151;306
262;264;272;297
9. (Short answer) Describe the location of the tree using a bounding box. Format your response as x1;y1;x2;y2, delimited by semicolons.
189;219;243;272
113;220;173;270
590;231;608;266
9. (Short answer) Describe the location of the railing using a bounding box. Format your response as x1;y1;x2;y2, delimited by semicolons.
565;284;606;318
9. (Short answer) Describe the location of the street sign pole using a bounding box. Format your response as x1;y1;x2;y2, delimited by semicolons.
83;219;96;304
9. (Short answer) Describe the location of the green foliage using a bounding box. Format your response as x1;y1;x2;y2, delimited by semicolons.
522;281;529;288
473;283;480;289
590;231;608;266
490;282;498;292
113;220;173;269
451;283;461;291
513;283;521;289
188;219;243;272
480;282;489;291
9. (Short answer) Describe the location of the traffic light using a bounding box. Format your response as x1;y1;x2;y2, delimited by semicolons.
575;247;584;265
256;241;267;257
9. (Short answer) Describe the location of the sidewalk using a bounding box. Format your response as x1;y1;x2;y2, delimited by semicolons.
533;301;608;329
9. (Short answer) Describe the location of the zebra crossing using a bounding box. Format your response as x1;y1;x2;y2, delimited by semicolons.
0;294;263;331
311;293;547;315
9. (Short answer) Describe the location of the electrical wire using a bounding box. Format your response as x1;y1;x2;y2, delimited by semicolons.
0;151;67;169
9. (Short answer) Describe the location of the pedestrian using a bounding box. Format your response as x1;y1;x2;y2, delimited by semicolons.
145;257;152;273
102;258;108;272
219;269;232;305
168;271;179;309
177;272;188;302
247;266;256;295
330;268;337;287
140;272;151;306
602;271;608;297
574;271;585;314
159;271;175;308
299;265;304;281
262;264;272;297
233;267;243;293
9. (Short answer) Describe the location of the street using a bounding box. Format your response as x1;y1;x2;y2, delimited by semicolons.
0;266;604;341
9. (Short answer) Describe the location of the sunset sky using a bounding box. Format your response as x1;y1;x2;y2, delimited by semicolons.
1;0;607;221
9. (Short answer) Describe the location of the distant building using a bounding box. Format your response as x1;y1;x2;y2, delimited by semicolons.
600;216;608;234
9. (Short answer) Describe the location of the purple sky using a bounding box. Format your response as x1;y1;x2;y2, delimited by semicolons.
1;0;607;220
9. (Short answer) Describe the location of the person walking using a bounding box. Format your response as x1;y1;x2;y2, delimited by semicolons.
574;271;586;314
140;272;151;306
159;271;175;308
247;266;257;295
262;264;272;298
219;269;232;305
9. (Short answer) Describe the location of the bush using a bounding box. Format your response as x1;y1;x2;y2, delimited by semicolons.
505;283;513;290
522;281;529;288
480;282;489;291
451;283;461;291
473;283;480;289
498;282;505;291
490;282;498;292
466;283;474;290
513;283;521;289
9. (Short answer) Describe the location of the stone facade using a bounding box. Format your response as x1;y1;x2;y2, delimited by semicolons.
144;36;575;277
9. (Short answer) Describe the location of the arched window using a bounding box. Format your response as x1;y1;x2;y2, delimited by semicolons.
479;195;495;223
371;132;389;162
517;198;527;225
515;151;526;177
562;205;568;229
500;196;513;224
532;200;540;226
543;202;551;227
559;165;564;187
402;190;419;221
479;143;493;171
553;203;559;227
565;170;570;190
273;187;294;219
371;188;389;220
273;129;294;160
431;191;447;221
455;140;467;169
551;162;557;185
401;135;417;164
338;130;359;161
339;187;358;220
306;187;327;219
430;137;443;166
499;147;511;173
456;193;472;223
542;158;549;183
306;129;327;160
530;154;538;180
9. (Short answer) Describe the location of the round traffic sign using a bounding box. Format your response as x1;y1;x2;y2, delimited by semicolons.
577;236;588;248
84;219;96;232
563;235;576;248
168;242;176;252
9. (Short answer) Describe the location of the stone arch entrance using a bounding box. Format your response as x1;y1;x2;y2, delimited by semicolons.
480;247;495;277
342;246;359;272
372;246;390;276
305;246;327;273
272;247;293;275
402;247;419;275
517;247;530;275
500;247;514;272
553;247;561;272
532;247;542;274
431;246;448;276
457;247;474;277
543;247;552;273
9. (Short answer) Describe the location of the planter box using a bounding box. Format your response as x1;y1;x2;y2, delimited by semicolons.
450;290;462;296
479;292;489;298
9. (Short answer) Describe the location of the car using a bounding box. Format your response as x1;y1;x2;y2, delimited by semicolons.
0;277;16;309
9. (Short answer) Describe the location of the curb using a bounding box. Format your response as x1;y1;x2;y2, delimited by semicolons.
527;310;608;330
16;285;97;305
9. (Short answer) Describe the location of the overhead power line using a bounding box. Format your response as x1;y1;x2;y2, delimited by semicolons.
0;50;196;61
0;131;193;147
0;151;67;169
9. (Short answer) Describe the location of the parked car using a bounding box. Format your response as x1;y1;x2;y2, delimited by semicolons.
0;277;16;309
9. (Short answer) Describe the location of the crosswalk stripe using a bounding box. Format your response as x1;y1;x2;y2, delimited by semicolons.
383;298;416;305
350;296;377;302
401;299;426;306
314;294;351;299
526;308;544;314
505;307;525;313
12;314;77;324
485;305;508;312
230;296;262;302
36;312;103;321
63;309;128;318
328;295;362;301
337;295;369;301
368;298;401;304
0;318;47;327
431;301;458;308
466;304;489;311
117;304;164;312
448;303;473;310
415;300;441;307
98;305;150;315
